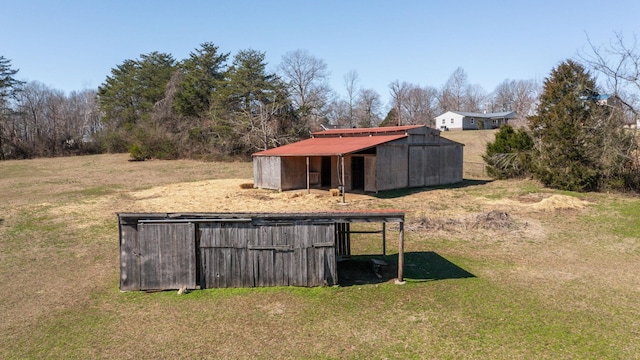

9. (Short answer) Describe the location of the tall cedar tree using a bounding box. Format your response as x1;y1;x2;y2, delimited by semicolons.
528;60;636;191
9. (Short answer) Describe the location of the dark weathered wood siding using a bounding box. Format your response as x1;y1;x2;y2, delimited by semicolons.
199;221;336;288
139;223;196;290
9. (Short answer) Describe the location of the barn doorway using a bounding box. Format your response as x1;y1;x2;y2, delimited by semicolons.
321;156;332;187
351;156;365;191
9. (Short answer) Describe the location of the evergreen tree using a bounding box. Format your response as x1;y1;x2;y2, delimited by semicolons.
0;56;25;159
98;52;176;129
97;52;176;154
174;42;229;118
528;60;637;191
483;125;533;179
211;49;298;155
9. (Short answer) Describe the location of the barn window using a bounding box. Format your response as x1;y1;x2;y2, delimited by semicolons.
442;119;445;124
470;118;475;124
450;118;454;124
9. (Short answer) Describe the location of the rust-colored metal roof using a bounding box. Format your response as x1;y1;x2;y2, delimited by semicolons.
252;134;407;156
312;124;423;137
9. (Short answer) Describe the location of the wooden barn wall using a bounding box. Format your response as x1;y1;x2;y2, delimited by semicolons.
439;144;463;184
408;145;427;187
308;156;322;186
364;156;377;192
253;156;281;190
376;143;409;191
119;218;338;290
280;157;307;190
198;221;337;288
424;146;442;186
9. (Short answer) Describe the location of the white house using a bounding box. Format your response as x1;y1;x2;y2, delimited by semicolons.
434;111;518;131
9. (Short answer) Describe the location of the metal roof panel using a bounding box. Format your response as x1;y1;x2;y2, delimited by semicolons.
252;134;407;156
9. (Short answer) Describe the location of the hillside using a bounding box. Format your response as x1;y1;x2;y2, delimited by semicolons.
441;129;497;178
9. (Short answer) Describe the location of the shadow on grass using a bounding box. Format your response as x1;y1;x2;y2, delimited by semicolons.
337;251;475;286
373;179;493;199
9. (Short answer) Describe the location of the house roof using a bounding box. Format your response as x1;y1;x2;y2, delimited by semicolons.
440;111;518;119
252;134;408;157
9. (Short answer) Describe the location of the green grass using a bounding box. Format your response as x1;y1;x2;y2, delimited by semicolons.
1;153;639;359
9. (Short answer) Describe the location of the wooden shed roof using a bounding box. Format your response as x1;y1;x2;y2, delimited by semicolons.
252;134;407;157
118;210;405;224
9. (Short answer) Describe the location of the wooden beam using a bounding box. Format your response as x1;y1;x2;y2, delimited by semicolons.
397;221;405;284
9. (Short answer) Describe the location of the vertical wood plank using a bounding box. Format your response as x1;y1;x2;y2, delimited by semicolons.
119;223;141;291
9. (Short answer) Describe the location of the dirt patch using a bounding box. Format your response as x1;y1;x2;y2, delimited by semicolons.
489;194;589;212
122;179;376;213
408;210;519;233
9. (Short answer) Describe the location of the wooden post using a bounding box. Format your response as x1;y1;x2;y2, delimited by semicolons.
382;222;386;256
341;155;346;203
306;156;310;194
397;221;405;284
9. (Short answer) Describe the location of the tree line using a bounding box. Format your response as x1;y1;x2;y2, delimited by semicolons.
0;42;543;160
1;33;639;185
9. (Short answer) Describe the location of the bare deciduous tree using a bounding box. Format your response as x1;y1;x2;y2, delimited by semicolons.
580;32;640;123
492;79;540;127
404;85;439;126
439;67;469;111
355;88;382;128
344;70;359;128
389;80;410;125
278;49;332;130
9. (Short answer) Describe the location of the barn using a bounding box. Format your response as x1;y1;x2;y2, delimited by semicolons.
252;125;463;193
118;211;405;291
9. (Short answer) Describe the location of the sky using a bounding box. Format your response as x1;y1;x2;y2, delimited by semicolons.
2;1;639;107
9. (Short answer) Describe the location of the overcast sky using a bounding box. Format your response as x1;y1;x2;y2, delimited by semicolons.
2;0;639;106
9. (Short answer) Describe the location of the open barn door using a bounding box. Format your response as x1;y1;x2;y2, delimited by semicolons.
138;222;196;290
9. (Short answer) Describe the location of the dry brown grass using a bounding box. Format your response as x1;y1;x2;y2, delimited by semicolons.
1;153;639;359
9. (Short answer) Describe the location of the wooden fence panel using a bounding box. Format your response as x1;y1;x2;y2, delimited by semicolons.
138;223;196;290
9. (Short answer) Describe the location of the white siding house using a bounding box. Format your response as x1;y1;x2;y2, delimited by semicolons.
434;111;518;131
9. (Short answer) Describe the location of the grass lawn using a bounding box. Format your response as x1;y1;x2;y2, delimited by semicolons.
1;152;638;359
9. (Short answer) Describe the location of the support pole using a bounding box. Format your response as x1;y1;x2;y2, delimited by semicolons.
306;156;310;194
396;221;405;284
341;155;346;204
382;222;386;256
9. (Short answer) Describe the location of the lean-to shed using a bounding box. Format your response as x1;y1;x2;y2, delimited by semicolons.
118;211;405;291
252;125;463;193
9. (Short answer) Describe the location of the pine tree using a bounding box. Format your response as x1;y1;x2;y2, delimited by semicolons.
174;42;229;118
0;56;25;159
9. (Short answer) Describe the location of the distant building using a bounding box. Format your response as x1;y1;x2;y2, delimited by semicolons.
434;111;518;131
585;93;638;127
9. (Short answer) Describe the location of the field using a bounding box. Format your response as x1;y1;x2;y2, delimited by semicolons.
1;136;639;358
